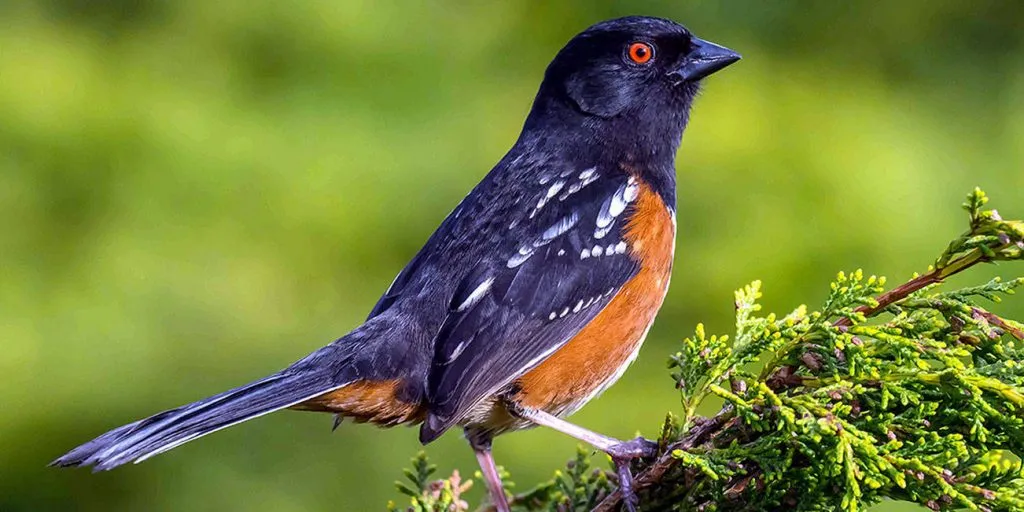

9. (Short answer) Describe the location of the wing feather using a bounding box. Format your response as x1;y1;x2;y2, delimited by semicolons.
421;172;642;440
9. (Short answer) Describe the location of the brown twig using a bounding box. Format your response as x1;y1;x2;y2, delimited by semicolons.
834;248;989;328
972;307;1024;340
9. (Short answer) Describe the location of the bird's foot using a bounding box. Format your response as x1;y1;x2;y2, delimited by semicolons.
606;437;658;512
606;436;658;459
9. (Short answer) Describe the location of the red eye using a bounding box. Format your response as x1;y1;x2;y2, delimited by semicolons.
627;42;654;64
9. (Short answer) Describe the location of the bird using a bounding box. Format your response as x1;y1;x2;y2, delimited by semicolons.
51;15;739;512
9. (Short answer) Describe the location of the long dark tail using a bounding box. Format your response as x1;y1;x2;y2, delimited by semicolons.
51;369;346;471
51;312;427;471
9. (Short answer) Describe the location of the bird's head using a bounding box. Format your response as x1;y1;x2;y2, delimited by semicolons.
526;16;739;148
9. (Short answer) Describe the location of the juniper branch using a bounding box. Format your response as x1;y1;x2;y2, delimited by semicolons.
837;188;1024;328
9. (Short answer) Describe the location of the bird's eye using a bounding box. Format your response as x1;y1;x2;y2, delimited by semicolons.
626;42;654;64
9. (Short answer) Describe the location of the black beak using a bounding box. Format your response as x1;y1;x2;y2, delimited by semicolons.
670;37;741;83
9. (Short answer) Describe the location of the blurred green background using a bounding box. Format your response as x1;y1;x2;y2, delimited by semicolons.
2;1;1023;510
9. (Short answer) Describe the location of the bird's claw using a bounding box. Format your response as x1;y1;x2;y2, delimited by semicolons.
606;436;658;460
612;458;640;512
606;437;658;511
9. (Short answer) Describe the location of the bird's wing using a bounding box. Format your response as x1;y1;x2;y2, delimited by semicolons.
421;169;645;440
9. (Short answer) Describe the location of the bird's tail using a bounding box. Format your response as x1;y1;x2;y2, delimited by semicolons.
51;369;345;471
52;312;428;471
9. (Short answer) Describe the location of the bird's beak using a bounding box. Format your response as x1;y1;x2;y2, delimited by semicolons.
670;37;741;83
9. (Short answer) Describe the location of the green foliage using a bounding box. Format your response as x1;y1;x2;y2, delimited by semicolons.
544;448;615;511
395;189;1024;511
667;272;1024;511
390;448;615;512
388;452;473;512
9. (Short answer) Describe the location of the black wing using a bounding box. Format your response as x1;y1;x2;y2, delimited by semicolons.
421;169;644;440
367;197;471;320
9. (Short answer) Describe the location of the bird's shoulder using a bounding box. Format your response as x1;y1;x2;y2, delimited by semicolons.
368;155;640;318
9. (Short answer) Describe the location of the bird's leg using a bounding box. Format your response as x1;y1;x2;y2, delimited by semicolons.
506;404;657;511
466;430;510;512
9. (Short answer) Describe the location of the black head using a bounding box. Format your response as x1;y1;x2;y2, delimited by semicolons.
524;16;739;148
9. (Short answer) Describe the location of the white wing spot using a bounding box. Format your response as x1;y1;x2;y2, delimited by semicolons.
455;277;494;312
581;248;591;259
549;311;557;320
607;192;629;219
573;299;584;313
507;246;534;268
615;241;628;254
558;167;599;201
541;212;579;242
510;213;579;268
446;340;471;363
595;179;640;239
625;177;639;197
558;249;565;256
592;245;604;257
547;180;565;198
560;307;570;318
533;172;589;217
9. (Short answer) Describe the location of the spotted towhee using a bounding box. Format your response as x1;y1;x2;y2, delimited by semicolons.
53;16;739;511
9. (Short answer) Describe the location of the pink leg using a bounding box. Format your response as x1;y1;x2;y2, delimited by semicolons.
509;404;657;512
467;431;509;512
511;406;657;458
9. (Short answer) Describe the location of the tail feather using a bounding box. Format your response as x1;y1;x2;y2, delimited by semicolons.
52;371;345;471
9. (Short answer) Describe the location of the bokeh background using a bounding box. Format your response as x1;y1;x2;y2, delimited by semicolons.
2;1;1023;511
